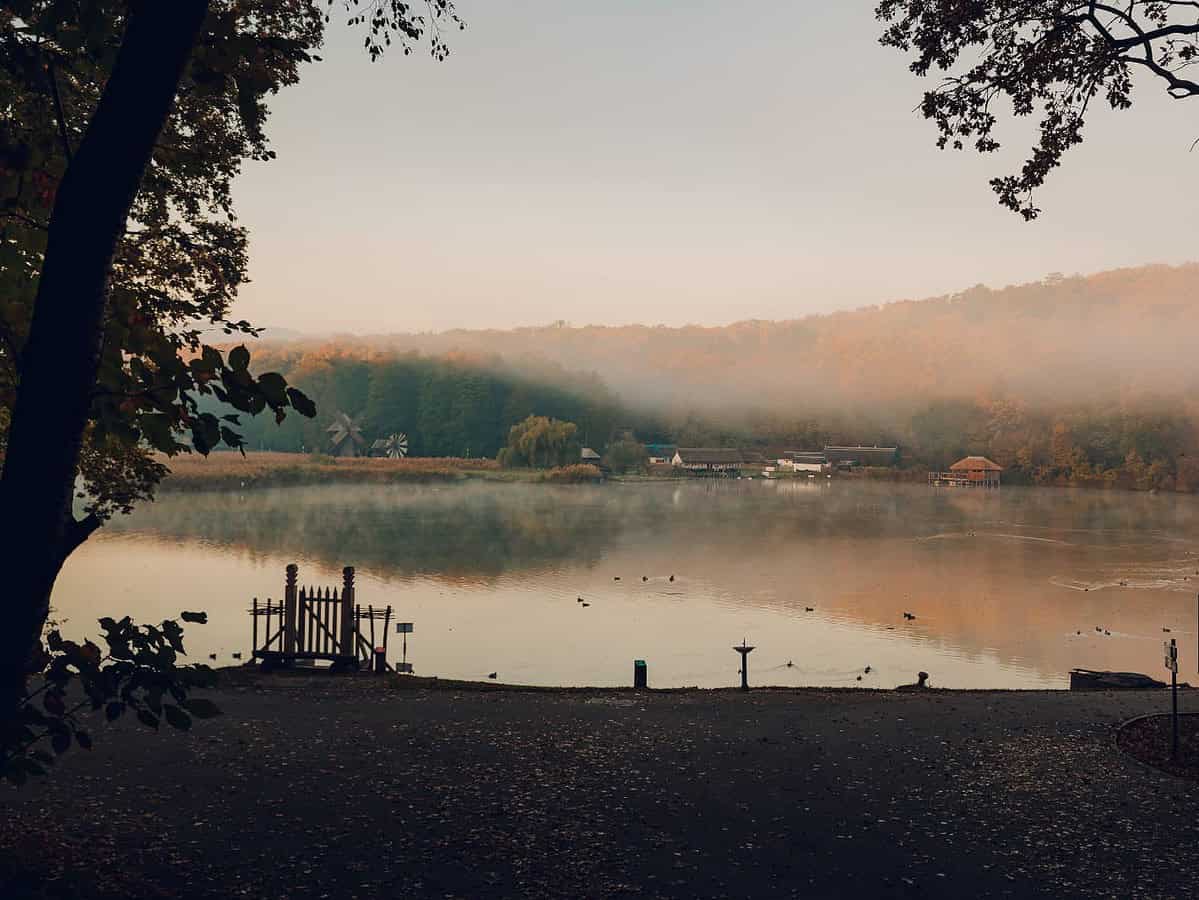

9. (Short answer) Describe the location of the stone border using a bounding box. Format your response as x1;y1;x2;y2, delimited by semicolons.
1114;711;1199;780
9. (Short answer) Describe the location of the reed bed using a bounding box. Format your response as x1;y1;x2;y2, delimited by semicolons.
158;451;504;492
157;452;609;492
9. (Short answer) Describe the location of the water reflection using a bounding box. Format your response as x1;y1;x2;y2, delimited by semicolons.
57;480;1199;689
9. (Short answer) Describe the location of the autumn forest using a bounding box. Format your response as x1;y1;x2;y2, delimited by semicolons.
220;263;1199;492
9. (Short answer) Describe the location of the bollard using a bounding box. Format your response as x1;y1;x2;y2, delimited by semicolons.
633;659;648;689
374;647;387;674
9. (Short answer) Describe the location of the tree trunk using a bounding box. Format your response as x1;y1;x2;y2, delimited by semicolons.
0;1;209;726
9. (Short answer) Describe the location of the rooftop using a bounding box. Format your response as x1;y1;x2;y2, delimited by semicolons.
675;448;744;464
950;456;1003;471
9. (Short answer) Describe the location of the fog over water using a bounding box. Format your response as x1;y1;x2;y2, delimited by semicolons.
54;480;1199;689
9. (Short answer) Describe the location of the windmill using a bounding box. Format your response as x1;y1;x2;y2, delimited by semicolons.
369;431;409;458
382;432;409;459
326;411;367;457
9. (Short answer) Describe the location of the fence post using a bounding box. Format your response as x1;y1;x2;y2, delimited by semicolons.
340;566;356;663
283;564;298;656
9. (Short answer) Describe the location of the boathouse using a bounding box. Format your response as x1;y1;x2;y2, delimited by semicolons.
929;456;1003;487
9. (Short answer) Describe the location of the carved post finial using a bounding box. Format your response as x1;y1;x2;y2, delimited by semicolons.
286;563;298;586
343;566;355;588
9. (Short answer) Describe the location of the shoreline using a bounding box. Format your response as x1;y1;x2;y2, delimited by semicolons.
155;451;1189;496
219;666;1078;694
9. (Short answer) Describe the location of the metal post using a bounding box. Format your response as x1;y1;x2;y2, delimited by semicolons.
1172;638;1180;759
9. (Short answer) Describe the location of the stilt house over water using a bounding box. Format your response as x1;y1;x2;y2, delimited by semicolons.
929;456;1003;487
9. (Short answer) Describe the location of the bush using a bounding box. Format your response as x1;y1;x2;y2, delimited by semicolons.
543;464;603;483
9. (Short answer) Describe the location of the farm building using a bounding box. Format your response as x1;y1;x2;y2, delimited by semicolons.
581;447;602;464
778;451;828;473
646;444;678;464
672;448;743;475
823;445;898;467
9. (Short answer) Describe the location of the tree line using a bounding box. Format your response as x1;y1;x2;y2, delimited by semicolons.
214;346;1199;492
219;349;621;461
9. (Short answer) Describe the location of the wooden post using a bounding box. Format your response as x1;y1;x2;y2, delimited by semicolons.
340;566;355;662
283;564;298;656
252;597;259;655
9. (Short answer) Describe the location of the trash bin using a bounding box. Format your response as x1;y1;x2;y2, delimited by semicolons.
633;659;648;689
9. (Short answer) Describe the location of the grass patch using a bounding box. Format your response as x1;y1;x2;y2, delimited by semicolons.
158;452;605;492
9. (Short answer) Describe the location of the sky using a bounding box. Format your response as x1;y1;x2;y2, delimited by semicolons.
232;1;1199;334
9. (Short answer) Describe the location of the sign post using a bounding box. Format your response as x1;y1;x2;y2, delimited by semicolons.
396;622;414;674
1165;638;1180;758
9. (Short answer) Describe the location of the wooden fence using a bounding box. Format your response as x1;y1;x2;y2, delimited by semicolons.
250;564;393;672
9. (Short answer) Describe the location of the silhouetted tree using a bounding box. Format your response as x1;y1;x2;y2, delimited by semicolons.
0;1;459;729
876;2;1199;218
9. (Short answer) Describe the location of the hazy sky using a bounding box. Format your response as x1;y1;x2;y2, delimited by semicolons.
233;2;1199;334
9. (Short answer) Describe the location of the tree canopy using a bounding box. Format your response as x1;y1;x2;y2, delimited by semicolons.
875;1;1199;218
498;415;581;469
0;2;461;522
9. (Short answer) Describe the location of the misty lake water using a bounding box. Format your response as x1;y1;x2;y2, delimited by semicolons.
52;479;1199;689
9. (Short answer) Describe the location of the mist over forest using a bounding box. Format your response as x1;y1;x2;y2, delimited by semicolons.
229;263;1199;490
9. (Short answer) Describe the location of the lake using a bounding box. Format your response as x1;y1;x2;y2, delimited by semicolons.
52;479;1199;689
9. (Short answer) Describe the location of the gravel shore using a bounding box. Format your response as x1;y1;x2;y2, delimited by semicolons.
4;673;1197;899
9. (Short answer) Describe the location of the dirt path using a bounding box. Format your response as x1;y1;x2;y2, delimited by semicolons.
4;675;1198;899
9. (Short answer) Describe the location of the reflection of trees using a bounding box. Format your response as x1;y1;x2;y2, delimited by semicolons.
104;483;637;580
103;480;1199;584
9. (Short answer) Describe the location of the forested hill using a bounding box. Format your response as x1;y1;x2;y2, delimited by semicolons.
267;263;1199;418
229;263;1199;491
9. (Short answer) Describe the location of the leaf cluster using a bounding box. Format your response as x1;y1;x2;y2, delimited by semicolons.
875;1;1199;218
0;0;457;524
2;610;219;785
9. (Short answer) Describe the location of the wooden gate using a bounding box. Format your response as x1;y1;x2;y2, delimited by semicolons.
250;564;393;672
